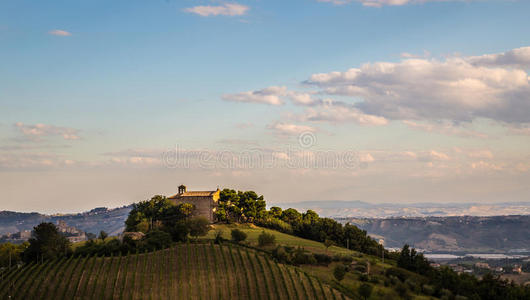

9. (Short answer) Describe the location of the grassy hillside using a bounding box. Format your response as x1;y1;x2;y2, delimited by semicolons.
208;223;357;255
0;243;348;300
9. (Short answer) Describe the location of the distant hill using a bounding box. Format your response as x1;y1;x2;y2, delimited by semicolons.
0;206;132;237
341;215;530;253
277;200;530;218
0;243;348;299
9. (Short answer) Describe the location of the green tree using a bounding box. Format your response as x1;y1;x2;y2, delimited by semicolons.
269;206;283;218
23;222;71;262
281;208;302;224
231;229;247;243
324;239;333;253
0;242;26;267
188;217;210;239
141;230;172;251
359;283;373;300
333;264;347;282
258;231;276;247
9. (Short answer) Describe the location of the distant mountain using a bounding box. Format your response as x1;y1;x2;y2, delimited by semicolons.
277;200;530;218
341;215;530;253
0;206;132;237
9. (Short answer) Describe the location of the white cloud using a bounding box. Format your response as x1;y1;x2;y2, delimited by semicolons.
470;160;503;171
222;86;319;106
286;91;317;106
222;86;286;105
268;122;316;136
400;50;431;59
305;48;530;124
184;3;249;17
359;153;375;163
303;100;389;126
14;122;80;141
48;29;71;36
467;46;530;69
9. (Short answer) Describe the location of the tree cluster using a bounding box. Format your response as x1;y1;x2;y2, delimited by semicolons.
394;244;530;299
125;195;209;242
23;222;71;263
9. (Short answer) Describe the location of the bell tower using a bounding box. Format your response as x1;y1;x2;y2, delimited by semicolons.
178;184;187;194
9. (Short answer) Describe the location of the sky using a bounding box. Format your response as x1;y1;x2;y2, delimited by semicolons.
1;0;530;213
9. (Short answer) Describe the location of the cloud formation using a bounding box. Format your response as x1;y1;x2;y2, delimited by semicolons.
184;3;249;17
268;122;316;136
223;86;286;105
302;100;389;126
467;46;530;69
48;29;71;36
305;48;530;124
14;122;80;141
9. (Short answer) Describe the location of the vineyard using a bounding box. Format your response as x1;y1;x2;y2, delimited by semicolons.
0;243;349;299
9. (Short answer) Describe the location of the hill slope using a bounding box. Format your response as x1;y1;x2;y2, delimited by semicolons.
345;215;530;252
0;243;348;300
0;206;131;237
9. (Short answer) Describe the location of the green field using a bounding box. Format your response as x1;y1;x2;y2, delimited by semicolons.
208;223;358;255
0;243;349;300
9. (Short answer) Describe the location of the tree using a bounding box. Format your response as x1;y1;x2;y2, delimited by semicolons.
231;229;247;243
359;283;373;300
269;206;283;218
258;231;276;247
141;230;172;251
0;243;26;268
281;208;302;225
324;239;333;253
23;222;71;262
188;217;210;239
333;265;347;282
98;230;108;241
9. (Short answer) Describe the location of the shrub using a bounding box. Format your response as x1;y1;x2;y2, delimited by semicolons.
188;217;210;239
231;229;248;243
256;217;293;234
359;274;369;282
359;283;373;300
292;248;316;265
385;267;408;282
272;246;290;263
142;230;172;251
422;284;435;296
395;282;409;299
167;220;189;242
333;264;347;281
258;231;276;247
214;230;224;244
313;253;332;265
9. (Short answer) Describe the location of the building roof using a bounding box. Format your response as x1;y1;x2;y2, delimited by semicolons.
168;190;218;199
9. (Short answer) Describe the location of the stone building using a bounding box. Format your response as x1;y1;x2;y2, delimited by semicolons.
168;185;220;223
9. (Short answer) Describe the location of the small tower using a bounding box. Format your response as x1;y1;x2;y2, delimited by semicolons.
178;184;187;194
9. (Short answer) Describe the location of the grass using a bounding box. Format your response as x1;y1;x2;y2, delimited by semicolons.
208;223;358;255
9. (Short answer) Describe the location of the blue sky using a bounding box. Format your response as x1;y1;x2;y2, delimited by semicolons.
1;0;530;213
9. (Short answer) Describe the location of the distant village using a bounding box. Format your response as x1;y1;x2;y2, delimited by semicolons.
0;220;88;244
